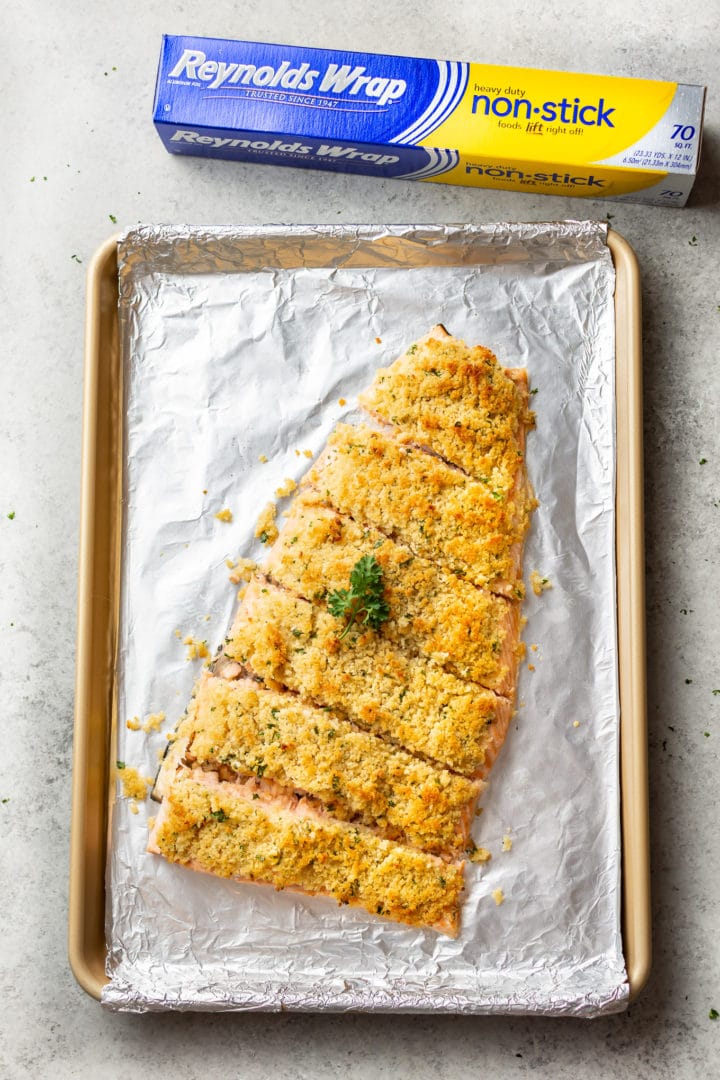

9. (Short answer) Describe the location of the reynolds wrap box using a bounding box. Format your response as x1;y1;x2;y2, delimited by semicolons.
153;35;705;206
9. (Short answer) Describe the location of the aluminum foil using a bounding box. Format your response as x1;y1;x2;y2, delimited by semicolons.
102;222;627;1015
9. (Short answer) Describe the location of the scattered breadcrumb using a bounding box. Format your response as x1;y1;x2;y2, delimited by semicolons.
528;663;535;672
338;398;346;406
375;337;382;344
295;449;301;457
226;558;236;569
174;629;182;639
502;835;513;852
143;711;165;733
530;643;538;652
204;614;211;622
184;636;209;661
166;731;177;741
229;557;257;585
573;720;580;728
492;888;505;906
275;477;298;499
129;802;140;815
215;508;233;522
125;710;166;733
258;454;268;464
117;765;153;801
254;502;279;545
467;844;491;864
202;488;208;494
530;570;552;596
520;615;528;628
303;449;313;458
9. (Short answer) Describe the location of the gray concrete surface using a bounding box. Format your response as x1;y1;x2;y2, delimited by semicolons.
1;1;718;1077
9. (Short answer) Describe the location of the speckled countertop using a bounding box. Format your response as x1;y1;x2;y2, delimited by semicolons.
2;1;719;1077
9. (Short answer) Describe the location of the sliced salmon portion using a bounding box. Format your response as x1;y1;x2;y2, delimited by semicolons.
157;672;482;856
266;491;520;695
148;768;465;936
359;325;535;486
225;577;513;777
304;423;533;597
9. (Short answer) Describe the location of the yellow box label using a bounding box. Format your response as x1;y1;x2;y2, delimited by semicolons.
429;65;677;164
426;157;668;198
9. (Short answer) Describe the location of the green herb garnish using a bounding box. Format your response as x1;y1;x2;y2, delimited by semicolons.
116;760;125;770
211;809;229;822
327;554;389;640
710;1008;719;1020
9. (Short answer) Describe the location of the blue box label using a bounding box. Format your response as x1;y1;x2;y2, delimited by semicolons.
154;35;466;179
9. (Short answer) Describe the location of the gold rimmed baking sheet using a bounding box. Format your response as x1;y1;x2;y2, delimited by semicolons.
69;226;650;1008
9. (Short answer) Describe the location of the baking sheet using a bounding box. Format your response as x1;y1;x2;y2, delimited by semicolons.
101;222;627;1014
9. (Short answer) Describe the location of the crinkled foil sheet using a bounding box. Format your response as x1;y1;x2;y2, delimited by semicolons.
102;222;628;1015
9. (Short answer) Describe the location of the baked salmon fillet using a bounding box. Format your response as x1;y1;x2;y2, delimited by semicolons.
156;672;482;856
264;491;520;694
304;423;533;597
224;576;513;777
148;769;465;936
148;326;534;937
359;324;534;484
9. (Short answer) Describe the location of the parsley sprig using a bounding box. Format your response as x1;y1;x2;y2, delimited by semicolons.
327;554;389;640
